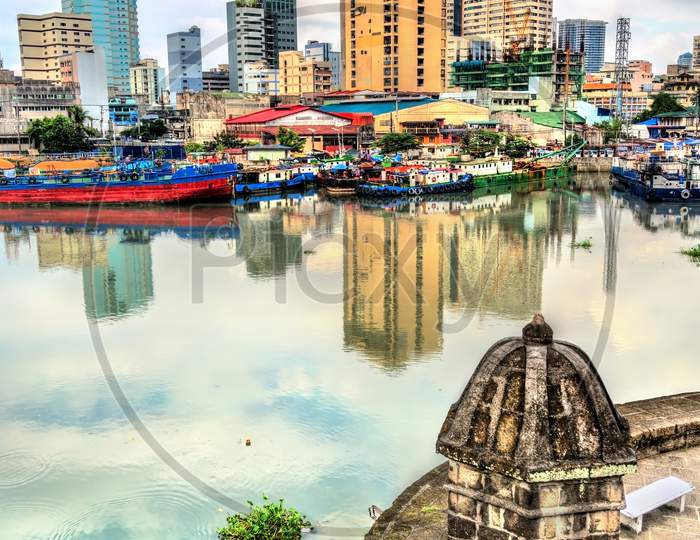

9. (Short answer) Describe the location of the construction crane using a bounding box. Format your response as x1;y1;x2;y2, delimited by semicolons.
510;7;532;60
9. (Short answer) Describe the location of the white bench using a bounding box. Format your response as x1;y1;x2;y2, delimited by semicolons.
621;476;695;534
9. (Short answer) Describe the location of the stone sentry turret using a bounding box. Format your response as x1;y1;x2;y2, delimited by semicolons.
436;314;637;539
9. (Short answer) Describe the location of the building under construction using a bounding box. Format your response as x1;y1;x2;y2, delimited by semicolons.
451;49;585;106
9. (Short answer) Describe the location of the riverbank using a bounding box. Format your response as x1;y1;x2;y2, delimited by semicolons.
367;392;700;540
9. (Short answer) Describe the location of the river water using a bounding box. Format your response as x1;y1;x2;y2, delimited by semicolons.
1;176;699;539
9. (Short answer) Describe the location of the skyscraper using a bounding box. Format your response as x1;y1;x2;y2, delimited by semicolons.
167;26;203;99
678;52;693;69
557;19;607;73
341;0;447;93
459;0;553;56
226;0;297;93
62;0;140;93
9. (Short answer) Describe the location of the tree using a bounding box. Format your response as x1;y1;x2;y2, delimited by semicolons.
204;131;246;152
461;129;502;157
375;132;420;155
502;134;534;158
27;115;94;153
121;118;168;142
632;92;685;123
565;133;584;146
277;126;305;153
594;118;624;144
67;105;89;126
185;142;205;154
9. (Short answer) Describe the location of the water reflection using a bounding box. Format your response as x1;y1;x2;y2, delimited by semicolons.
613;190;700;238
2;183;700;540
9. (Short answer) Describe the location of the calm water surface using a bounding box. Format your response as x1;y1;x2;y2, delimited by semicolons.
1;176;699;539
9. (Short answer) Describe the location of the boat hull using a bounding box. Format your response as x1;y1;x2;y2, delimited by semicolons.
0;176;233;205
234;173;316;196
357;179;474;198
472;164;576;189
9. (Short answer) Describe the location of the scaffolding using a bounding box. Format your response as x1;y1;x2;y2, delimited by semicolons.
614;18;631;119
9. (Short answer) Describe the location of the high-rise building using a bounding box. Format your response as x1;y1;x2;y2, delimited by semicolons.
694;37;700;71
62;0;140;93
227;1;265;92
226;0;297;92
60;47;109;132
130;58;165;105
341;0;447;93
278;51;332;97
167;26;203;99
459;0;554;57
304;41;343;90
557;19;607;73
17;12;94;82
678;52;693;69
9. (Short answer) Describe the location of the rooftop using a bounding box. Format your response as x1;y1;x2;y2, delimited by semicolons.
321;98;436;117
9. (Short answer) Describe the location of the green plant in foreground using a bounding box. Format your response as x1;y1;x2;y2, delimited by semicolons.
681;245;700;263
574;238;593;250
218;496;311;540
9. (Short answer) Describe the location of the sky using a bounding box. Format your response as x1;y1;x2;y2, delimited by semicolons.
0;0;697;76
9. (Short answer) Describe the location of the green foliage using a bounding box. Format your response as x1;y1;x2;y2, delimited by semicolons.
26;115;94;153
461;130;502;158
632;92;685;123
205;131;247;152
121;119;168;142
375;132;420;155
502;134;534;158
594;118;623;144
67;105;89;126
278;127;305;153
574;238;593;250
185;142;205;154
681;245;700;264
218;496;311;540
565;134;584;146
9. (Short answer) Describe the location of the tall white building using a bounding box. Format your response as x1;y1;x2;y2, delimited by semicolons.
130;58;165;105
227;2;265;91
59;46;109;133
167;26;203;100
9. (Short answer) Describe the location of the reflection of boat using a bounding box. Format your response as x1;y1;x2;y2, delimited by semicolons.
611;190;700;237
0;163;238;205
233;189;317;208
0;205;239;240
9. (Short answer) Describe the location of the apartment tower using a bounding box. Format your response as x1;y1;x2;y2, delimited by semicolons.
694;36;700;71
341;0;447;93
557;19;607;73
167;26;203;97
459;0;554;58
17;12;94;82
62;0;140;93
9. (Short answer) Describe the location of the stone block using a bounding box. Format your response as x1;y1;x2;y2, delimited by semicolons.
476;526;512;540
448;513;477;539
450;492;478;519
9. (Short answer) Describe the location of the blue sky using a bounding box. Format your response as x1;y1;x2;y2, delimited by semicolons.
1;0;696;75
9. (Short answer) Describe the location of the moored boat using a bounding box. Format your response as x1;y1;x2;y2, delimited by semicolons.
234;165;317;197
612;156;700;202
0;162;238;205
357;166;474;197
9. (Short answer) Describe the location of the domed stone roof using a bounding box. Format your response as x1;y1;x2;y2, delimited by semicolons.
436;314;637;482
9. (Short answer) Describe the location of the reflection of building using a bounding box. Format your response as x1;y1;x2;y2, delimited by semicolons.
236;213;302;279
342;191;580;370
82;231;154;321
37;231;108;270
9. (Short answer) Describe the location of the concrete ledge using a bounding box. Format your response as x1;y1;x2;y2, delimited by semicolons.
618;392;700;459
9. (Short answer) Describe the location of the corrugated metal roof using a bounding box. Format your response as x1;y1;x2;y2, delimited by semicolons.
517;111;586;129
321;98;435;116
225;105;310;125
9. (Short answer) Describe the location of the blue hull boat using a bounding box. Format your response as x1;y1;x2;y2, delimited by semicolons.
234;172;316;197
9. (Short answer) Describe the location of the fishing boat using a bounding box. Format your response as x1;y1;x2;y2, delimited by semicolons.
318;162;362;197
612;156;700;202
233;165;317;197
357;166;474;197
0;161;238;205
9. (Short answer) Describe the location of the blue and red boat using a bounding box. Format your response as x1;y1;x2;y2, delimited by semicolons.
0;162;238;205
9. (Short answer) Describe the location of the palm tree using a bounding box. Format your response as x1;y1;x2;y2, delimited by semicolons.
67;106;88;126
